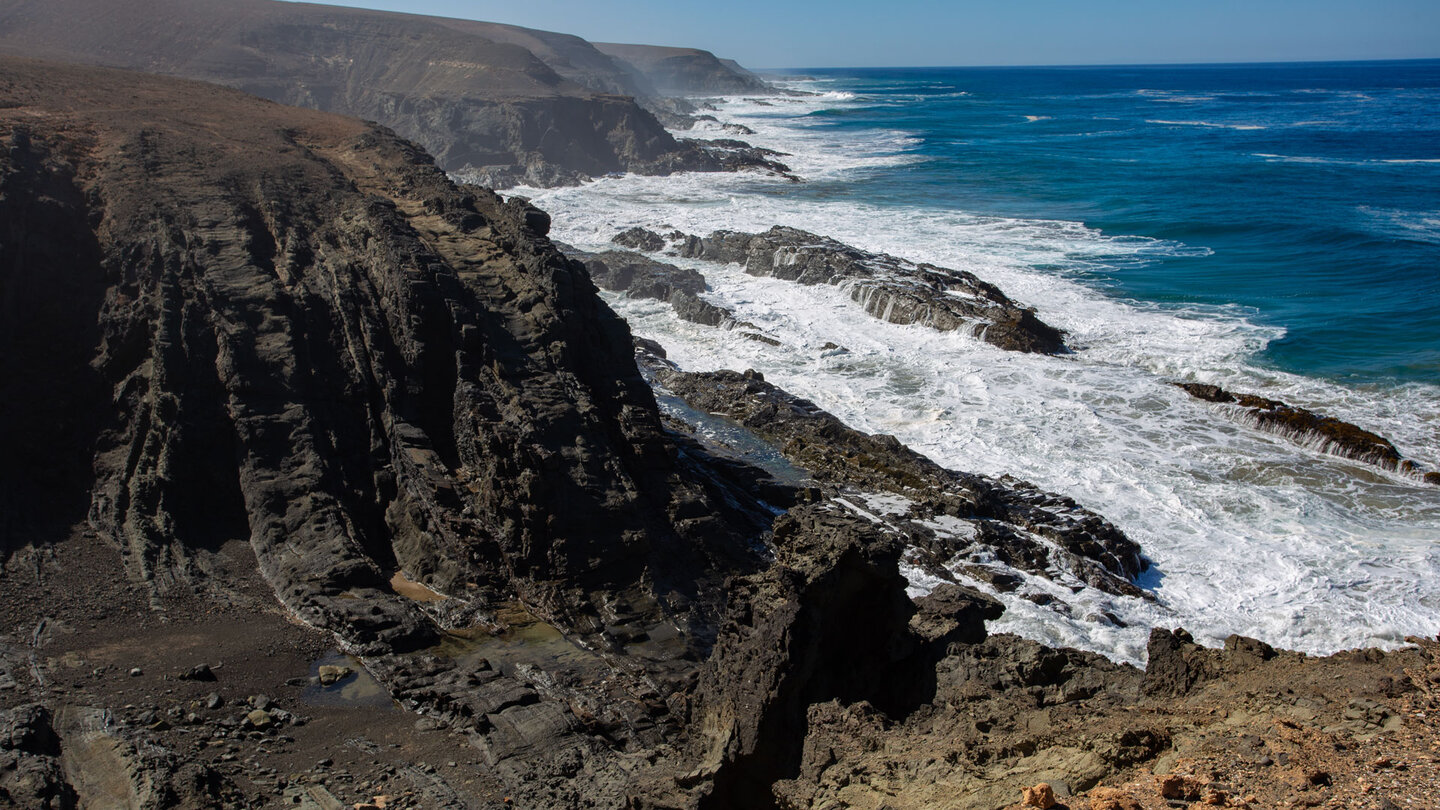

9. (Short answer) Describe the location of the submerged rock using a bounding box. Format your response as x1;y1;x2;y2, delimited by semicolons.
1176;382;1436;483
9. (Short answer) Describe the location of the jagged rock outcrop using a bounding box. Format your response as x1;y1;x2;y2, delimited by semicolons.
653;368;1147;599
0;57;774;659
1176;382;1438;484
564;246;745;329
627;225;1066;353
594;43;777;96
1142;627;1280;698
0;0;789;187
0;704;75;809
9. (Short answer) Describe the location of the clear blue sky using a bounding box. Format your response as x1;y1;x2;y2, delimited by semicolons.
298;0;1440;69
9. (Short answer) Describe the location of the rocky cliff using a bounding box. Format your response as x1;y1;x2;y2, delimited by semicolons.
594;42;777;96
0;0;785;187
3;56;1437;810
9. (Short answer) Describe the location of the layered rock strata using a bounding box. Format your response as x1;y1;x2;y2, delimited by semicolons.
1177;383;1438;484
0;57;772;657
0;0;789;187
566;246;741;328
622;225;1067;353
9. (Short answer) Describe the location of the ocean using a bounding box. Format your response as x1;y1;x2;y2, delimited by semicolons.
516;60;1440;664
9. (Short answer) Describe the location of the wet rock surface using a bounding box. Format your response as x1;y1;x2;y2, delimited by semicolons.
637;225;1068;354
1176;382;1438;483
654;367;1148;598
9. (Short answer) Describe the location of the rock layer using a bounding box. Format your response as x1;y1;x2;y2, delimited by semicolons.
634;225;1067;353
0;57;770;657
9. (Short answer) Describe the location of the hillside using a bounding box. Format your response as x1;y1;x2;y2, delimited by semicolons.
595;42;777;95
0;0;781;186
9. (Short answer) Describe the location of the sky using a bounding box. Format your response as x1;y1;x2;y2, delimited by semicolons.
296;0;1440;69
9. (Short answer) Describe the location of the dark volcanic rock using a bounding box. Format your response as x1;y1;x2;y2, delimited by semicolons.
0;58;772;657
567;246;741;329
0;705;75;809
656;368;1148;597
670;226;1066;353
0;0;790;187
1175;382;1435;483
613;226;670;252
1143;627;1281;698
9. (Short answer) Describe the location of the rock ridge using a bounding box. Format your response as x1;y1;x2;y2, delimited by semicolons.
618;225;1067;353
0;0;790;187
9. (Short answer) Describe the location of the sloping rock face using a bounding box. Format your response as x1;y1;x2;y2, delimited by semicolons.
595;42;777;96
0;58;768;656
0;0;785;187
638;225;1066;353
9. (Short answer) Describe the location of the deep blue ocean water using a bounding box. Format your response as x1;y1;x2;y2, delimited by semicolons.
774;61;1440;384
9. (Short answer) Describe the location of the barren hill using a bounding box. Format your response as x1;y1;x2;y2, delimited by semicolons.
0;0;779;185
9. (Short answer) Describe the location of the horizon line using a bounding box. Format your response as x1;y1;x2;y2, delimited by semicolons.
756;56;1440;73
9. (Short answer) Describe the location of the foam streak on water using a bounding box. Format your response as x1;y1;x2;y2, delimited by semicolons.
514;77;1440;665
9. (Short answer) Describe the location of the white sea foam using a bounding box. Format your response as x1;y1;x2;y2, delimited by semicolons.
1148;119;1267;131
516;83;1440;665
1359;206;1440;245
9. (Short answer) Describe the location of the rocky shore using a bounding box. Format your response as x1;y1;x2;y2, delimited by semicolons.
596;226;1067;354
3;54;1439;810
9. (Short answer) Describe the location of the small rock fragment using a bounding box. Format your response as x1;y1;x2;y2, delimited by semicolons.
180;664;217;681
1022;782;1057;808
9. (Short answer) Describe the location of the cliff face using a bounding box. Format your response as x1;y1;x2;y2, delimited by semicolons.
0;0;781;186
0;57;771;656
595;42;777;96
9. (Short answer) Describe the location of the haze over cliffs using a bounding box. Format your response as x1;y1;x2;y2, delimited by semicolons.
0;0;784;187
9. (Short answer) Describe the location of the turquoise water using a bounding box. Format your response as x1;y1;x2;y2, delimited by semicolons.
775;61;1440;383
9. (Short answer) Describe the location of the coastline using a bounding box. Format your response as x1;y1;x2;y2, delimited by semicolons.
519;69;1440;664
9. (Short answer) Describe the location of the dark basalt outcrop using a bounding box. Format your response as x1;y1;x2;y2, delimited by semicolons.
653;368;1148;599
567;247;740;328
594;42;777;96
629;225;1066;353
0;57;773;656
1176;382;1438;484
0;0;789;187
